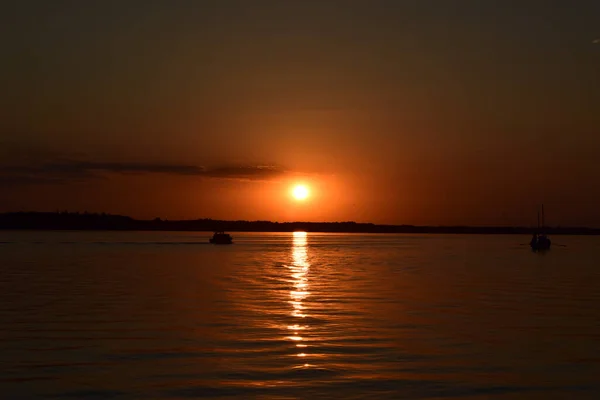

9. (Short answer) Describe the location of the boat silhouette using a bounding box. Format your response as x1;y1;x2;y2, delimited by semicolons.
209;231;233;245
530;205;551;251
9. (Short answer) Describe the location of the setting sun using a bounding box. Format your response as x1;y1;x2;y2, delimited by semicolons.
292;185;310;201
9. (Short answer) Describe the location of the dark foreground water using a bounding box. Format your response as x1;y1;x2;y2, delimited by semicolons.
1;231;599;399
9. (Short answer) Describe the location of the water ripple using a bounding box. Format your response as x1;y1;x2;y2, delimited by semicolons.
1;232;599;398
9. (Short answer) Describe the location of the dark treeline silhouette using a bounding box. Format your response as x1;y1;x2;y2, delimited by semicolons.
1;211;599;234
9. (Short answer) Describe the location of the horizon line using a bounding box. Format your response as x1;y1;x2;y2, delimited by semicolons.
1;210;599;231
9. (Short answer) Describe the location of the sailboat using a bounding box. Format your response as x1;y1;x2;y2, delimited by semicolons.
530;204;551;251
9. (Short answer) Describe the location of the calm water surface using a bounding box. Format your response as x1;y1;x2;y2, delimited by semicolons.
1;231;599;399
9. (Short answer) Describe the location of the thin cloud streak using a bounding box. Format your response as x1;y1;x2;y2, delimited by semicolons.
0;160;288;186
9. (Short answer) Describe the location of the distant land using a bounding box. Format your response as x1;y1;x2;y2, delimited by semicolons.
1;212;599;235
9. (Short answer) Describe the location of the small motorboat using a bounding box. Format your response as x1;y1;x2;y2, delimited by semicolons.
209;231;233;244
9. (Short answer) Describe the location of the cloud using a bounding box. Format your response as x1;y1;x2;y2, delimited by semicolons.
0;175;69;187
0;160;287;186
200;165;284;179
44;161;207;176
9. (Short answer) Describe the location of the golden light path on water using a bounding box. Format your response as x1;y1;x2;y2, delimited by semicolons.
287;231;311;367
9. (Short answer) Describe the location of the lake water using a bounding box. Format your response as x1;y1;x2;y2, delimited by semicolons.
1;231;599;399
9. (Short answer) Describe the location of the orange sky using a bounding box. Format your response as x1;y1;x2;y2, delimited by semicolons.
1;1;600;226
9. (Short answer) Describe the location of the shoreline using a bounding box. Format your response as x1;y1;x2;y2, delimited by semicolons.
1;212;599;235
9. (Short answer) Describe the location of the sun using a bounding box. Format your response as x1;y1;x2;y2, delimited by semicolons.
291;184;310;201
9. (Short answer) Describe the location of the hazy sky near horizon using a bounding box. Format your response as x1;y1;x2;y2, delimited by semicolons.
1;1;599;226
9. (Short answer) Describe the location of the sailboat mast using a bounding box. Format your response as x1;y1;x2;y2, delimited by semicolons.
542;204;545;229
537;207;540;230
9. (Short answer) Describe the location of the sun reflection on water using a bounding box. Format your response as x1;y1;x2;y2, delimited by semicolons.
287;231;311;366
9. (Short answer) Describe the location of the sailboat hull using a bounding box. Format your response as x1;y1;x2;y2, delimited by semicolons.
530;236;551;251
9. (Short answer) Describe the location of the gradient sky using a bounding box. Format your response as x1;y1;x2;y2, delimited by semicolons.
1;0;599;226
